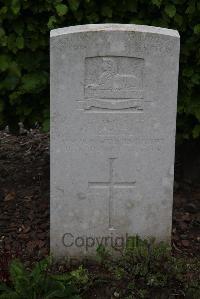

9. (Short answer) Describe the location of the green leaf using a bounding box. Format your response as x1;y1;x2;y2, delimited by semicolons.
21;72;48;93
9;91;23;104
0;6;7;15
0;28;5;38
31;256;50;276
186;1;195;14
1;75;19;91
16;36;24;49
152;0;162;8
9;62;21;77
14;20;24;35
9;259;29;293
47;16;57;29
42;118;50;132
17;52;44;71
165;4;176;18
174;14;183;27
7;34;17;51
194;24;200;34
0;33;7;47
0;55;11;71
86;12;99;22
68;0;80;12
0;282;13;292
0;290;20;298
56;4;68;16
11;0;21;15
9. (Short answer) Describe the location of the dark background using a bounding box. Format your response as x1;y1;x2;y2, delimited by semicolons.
0;0;200;140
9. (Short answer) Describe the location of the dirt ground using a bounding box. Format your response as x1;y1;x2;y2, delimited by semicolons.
0;130;199;273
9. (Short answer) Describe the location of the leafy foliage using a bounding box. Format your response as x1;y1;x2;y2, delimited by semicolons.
0;238;199;299
0;257;84;299
0;0;200;138
96;236;200;298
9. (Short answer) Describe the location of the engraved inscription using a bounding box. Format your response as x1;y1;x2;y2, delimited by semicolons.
85;56;144;97
83;56;145;112
88;158;136;229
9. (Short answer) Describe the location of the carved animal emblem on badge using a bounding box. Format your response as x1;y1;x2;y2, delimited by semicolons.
84;56;144;112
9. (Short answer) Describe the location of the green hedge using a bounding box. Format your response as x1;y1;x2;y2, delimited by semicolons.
0;0;200;138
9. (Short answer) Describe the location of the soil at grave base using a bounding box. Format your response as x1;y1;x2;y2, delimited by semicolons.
0;130;199;270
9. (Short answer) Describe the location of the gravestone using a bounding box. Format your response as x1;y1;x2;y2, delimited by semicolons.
50;24;180;258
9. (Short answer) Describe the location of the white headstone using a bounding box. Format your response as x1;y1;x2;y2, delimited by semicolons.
50;24;180;258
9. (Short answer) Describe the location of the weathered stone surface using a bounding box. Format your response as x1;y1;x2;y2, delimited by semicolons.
50;24;180;258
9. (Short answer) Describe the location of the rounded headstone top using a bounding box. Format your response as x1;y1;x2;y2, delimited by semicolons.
50;23;179;38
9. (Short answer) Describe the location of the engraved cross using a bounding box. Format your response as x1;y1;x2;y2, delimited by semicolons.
88;158;136;229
